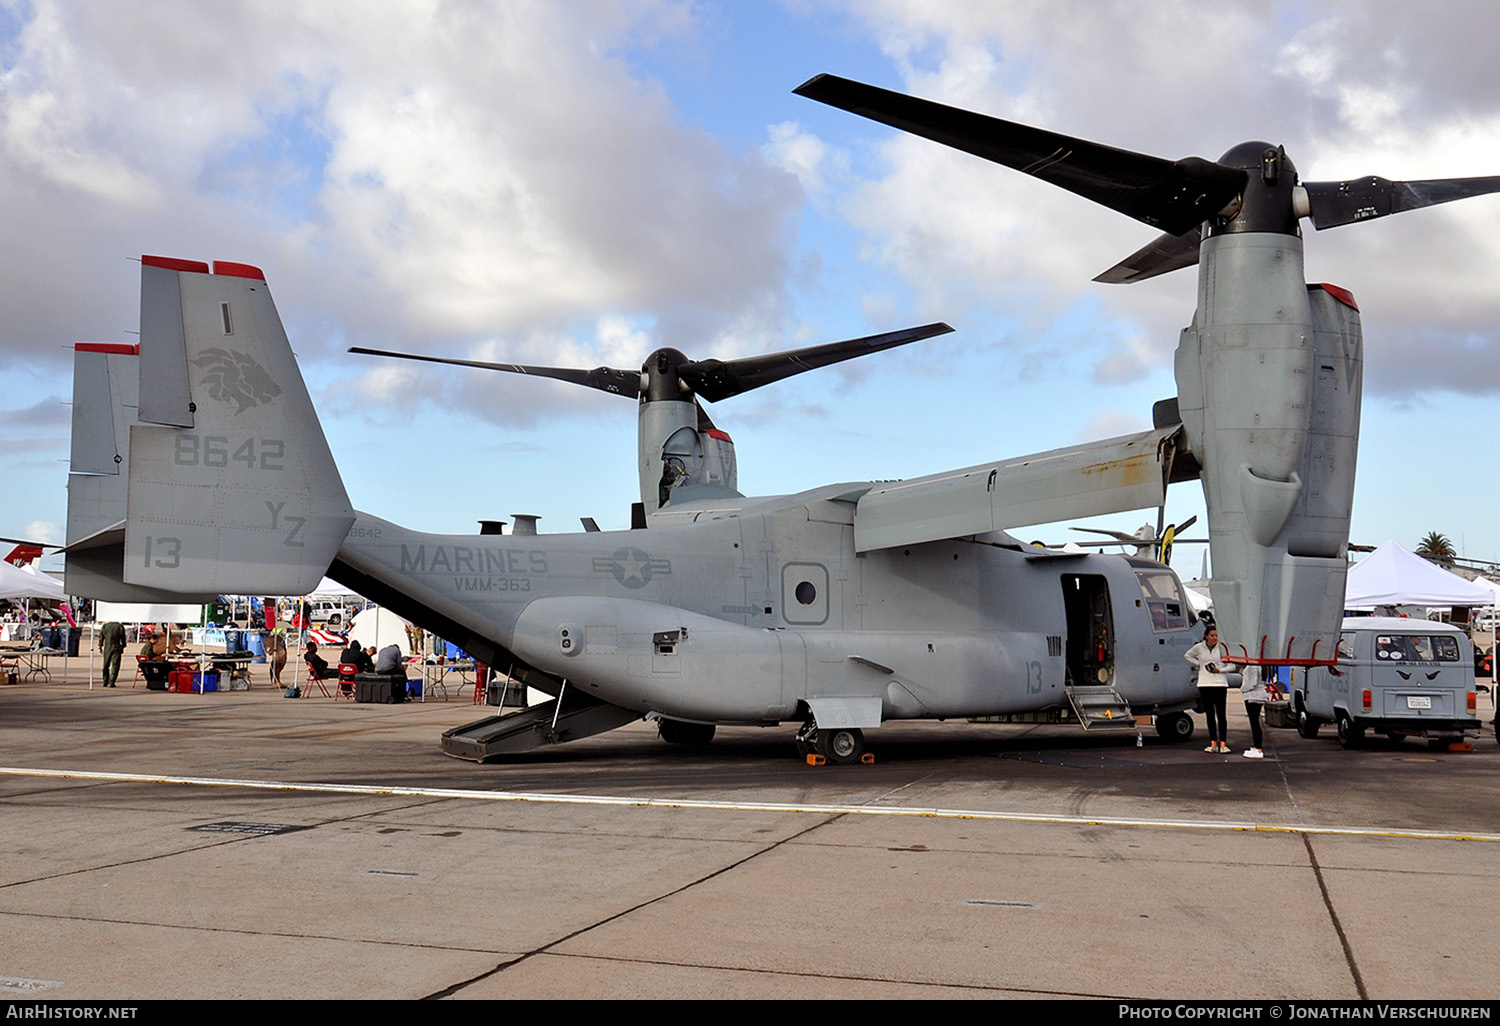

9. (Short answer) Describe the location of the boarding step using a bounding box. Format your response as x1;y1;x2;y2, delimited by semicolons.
1066;685;1138;730
441;691;640;761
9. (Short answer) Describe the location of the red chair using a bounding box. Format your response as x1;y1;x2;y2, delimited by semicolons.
336;662;358;700
304;657;334;698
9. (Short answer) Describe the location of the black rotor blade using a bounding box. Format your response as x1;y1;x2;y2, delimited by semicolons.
678;322;954;403
794;74;1246;236
348;346;641;398
1094;227;1203;284
1305;175;1500;230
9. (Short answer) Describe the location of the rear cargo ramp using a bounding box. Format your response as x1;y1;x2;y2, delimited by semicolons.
441;691;640;761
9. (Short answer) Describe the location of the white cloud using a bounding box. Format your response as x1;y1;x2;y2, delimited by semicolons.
0;0;804;375
22;520;62;546
763;120;839;195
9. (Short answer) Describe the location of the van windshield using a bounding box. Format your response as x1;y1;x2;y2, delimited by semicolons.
1374;635;1461;662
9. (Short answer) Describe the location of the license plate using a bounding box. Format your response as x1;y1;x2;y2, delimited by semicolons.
1407;695;1432;710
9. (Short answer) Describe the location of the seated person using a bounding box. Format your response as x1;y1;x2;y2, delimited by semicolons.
340;638;374;673
141;626;172;660
374;643;407;701
305;642;330;679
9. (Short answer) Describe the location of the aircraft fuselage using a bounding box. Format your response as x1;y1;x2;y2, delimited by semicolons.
332;485;1201;728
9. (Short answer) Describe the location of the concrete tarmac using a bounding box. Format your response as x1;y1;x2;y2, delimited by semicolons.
2;658;1497;1000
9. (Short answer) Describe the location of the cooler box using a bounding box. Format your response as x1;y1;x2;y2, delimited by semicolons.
192;671;218;693
355;673;408;703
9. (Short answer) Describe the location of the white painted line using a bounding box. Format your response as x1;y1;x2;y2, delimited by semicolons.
4;765;1497;843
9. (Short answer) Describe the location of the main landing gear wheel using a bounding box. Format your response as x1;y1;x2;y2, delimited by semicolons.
817;727;865;765
1154;711;1194;741
794;720;866;764
658;719;716;746
1336;712;1363;750
1297;708;1321;739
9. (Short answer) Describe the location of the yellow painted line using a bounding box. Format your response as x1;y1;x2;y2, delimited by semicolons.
3;765;1497;843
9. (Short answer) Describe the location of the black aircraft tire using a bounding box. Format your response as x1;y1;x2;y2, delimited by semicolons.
1297;709;1320;739
817;727;865;765
1154;712;1194;741
658;719;716;746
1336;713;1363;750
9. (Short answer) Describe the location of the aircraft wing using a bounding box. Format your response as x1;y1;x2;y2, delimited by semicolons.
853;427;1182;552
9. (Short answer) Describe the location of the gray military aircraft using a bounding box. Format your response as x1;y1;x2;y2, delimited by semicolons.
61;76;1500;763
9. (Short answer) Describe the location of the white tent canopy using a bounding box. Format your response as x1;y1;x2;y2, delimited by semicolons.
1471;577;1500;607
347;607;413;656
0;560;65;601
310;577;359;597
1344;540;1494;609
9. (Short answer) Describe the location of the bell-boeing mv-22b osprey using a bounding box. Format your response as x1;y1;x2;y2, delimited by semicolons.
62;75;1500;764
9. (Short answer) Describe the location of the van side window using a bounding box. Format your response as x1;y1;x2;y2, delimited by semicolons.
1337;633;1356;660
1430;636;1461;661
1375;634;1461;662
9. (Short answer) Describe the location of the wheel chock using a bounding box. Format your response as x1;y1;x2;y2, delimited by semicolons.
803;752;877;766
1447;741;1472;752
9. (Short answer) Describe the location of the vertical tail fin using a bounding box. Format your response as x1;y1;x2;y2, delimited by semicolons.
121;257;353;595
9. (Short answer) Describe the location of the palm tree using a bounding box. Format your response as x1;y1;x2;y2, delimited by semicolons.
1416;531;1456;566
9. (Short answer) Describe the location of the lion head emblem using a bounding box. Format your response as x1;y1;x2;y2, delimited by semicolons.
191;348;282;413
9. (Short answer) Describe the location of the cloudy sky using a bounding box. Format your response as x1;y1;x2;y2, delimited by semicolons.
4;0;1500;576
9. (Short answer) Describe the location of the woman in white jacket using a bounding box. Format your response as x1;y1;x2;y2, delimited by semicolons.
1184;626;1230;753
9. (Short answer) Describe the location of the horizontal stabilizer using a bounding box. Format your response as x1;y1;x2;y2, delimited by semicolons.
854;427;1182;551
64;343;217;601
122;258;353;595
62;524;215;603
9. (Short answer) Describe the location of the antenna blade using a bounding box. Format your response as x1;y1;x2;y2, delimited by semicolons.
348;347;641;398
680;322;954;403
1094;228;1203;284
1305;175;1500;230
795;74;1245;235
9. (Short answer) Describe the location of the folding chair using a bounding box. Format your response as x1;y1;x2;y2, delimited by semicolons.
337;662;359;700
305;658;334;698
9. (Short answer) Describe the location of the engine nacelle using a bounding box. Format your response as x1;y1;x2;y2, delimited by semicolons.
1175;233;1362;665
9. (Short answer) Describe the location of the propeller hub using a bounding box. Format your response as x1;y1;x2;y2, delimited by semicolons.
641;348;694;403
1206;141;1301;238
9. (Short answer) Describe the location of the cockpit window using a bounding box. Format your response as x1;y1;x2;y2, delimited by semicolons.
1136;571;1188;631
